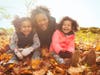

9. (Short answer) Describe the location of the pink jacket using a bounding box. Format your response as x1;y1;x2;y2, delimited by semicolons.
49;30;75;54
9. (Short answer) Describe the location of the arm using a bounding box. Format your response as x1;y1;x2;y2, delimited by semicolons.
67;35;75;53
31;33;40;51
9;32;18;51
9;32;23;59
51;30;63;54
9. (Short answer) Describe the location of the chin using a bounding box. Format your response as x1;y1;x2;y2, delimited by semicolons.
63;31;69;34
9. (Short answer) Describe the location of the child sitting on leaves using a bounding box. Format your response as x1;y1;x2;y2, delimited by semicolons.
8;16;40;63
50;16;79;66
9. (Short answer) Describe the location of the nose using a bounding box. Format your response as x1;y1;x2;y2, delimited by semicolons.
40;20;46;25
64;25;69;28
25;27;29;30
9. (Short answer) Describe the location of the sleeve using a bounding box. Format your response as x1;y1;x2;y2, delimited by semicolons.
9;32;18;51
30;33;40;52
51;30;63;54
67;35;75;53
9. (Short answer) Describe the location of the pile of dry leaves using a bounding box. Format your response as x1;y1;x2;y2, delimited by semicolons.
0;31;100;75
0;48;100;75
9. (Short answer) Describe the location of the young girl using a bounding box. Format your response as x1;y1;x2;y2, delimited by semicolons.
50;16;79;65
9;16;40;63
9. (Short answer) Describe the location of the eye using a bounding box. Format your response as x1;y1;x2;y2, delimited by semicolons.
63;24;66;26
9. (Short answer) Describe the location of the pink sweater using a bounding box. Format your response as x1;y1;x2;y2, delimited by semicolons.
49;30;75;54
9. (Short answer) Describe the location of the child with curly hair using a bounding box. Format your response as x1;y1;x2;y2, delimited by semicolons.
50;16;79;65
8;16;40;63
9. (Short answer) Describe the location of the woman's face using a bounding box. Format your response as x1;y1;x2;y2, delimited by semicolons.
35;13;49;31
20;20;32;36
62;20;72;34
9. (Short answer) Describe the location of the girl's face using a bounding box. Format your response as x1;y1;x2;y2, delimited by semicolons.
62;20;72;34
20;20;32;36
35;13;49;31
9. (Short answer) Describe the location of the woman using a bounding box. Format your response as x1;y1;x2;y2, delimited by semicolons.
31;6;56;49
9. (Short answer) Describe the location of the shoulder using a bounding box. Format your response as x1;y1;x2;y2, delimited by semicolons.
34;32;38;35
49;16;57;27
50;16;56;23
12;32;18;37
53;29;62;35
10;32;18;41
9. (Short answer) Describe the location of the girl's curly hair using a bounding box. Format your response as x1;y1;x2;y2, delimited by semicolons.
58;16;79;32
12;16;33;32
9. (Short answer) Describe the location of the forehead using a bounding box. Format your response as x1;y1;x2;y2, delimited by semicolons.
21;20;32;26
63;20;72;24
35;13;48;20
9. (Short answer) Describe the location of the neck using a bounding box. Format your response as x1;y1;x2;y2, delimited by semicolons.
64;31;74;35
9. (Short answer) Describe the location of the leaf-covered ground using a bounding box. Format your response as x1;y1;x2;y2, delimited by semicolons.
0;27;100;75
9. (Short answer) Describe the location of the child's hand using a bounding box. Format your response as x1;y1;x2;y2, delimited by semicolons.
21;47;33;57
18;48;23;52
14;50;23;59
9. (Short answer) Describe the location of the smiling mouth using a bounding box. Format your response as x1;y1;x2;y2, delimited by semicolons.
63;29;69;31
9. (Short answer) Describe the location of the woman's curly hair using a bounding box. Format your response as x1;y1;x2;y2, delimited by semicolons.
58;16;79;32
30;6;51;26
